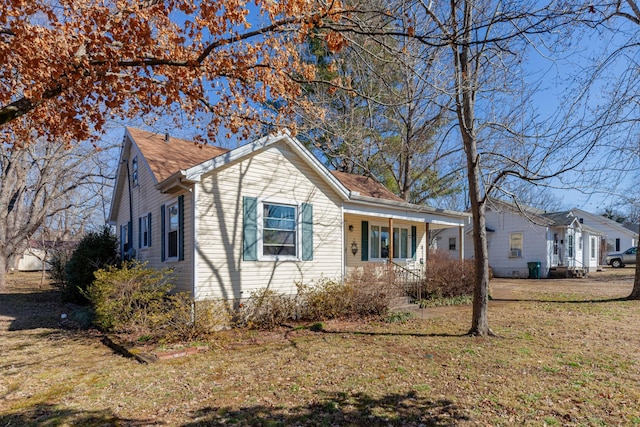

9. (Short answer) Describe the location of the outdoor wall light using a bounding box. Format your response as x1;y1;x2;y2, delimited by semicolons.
351;241;358;256
348;224;354;232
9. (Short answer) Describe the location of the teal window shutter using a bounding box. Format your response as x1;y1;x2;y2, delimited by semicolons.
178;195;185;261
411;226;417;258
120;225;125;259
160;204;166;261
301;203;313;261
243;196;258;261
138;217;142;249
147;212;152;246
361;221;369;261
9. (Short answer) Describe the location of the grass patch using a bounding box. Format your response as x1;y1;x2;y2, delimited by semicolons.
1;271;640;426
417;294;473;307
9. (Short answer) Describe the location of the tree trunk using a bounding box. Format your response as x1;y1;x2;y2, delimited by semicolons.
456;0;493;336
467;155;492;335
0;252;7;290
462;125;492;335
629;223;640;299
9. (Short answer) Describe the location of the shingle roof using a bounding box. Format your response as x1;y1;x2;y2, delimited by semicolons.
542;210;577;226
127;127;229;184
330;170;404;202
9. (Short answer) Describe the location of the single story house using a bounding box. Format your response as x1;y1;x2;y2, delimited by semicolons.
434;198;602;278
108;128;471;301
570;208;637;263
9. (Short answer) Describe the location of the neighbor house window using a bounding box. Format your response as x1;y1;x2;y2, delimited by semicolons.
449;237;457;251
132;156;138;186
139;213;151;249
509;232;523;257
261;202;297;257
616;238;621;252
590;236;597;259
568;234;574;258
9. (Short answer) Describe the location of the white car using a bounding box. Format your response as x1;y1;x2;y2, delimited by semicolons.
605;247;637;268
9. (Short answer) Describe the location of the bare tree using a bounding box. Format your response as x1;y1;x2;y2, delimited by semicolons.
579;1;640;298
323;0;602;335
0;138;115;287
296;2;462;204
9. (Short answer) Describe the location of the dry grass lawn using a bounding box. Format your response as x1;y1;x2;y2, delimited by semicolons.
1;269;640;426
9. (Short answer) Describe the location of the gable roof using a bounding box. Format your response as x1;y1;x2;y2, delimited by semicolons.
330;170;405;203
542;210;580;227
126;127;229;184
571;208;639;238
109;128;470;227
486;197;555;226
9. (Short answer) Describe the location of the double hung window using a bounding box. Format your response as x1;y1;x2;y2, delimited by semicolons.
262;203;297;257
161;195;184;262
509;232;523;257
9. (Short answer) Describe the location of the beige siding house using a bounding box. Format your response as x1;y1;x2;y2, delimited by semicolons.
108;128;470;300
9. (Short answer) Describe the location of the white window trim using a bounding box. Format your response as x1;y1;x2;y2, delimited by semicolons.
140;213;150;249
257;197;301;262
165;200;180;262
509;232;523;258
368;222;411;261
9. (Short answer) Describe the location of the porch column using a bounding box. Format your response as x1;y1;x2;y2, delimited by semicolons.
388;217;394;264
424;222;430;261
459;225;464;260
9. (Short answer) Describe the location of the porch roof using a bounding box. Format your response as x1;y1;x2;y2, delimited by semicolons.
343;194;471;229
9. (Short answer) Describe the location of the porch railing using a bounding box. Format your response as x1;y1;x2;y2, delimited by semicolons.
390;260;425;302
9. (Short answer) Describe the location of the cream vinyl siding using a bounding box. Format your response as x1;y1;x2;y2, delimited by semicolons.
195;143;344;300
114;138;194;294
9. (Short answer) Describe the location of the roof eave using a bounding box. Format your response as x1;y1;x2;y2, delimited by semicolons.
348;193;472;220
155;171;196;194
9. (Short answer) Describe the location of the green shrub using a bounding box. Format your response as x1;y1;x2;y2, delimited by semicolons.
85;261;175;335
63;226;118;303
385;311;416;324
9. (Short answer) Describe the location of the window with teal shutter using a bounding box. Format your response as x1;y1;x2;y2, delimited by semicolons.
147;212;152;246
361;221;369;261
301;203;313;261
160;204;165;261
178;195;184;261
243;196;258;261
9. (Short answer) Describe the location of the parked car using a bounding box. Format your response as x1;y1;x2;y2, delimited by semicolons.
606;247;637;268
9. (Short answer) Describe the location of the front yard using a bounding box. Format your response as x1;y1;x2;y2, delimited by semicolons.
1;270;639;425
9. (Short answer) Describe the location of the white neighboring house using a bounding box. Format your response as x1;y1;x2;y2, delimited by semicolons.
570;208;638;264
15;240;77;271
108;128;470;301
433;199;602;278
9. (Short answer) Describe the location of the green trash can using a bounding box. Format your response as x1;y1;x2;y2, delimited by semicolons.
527;262;541;279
